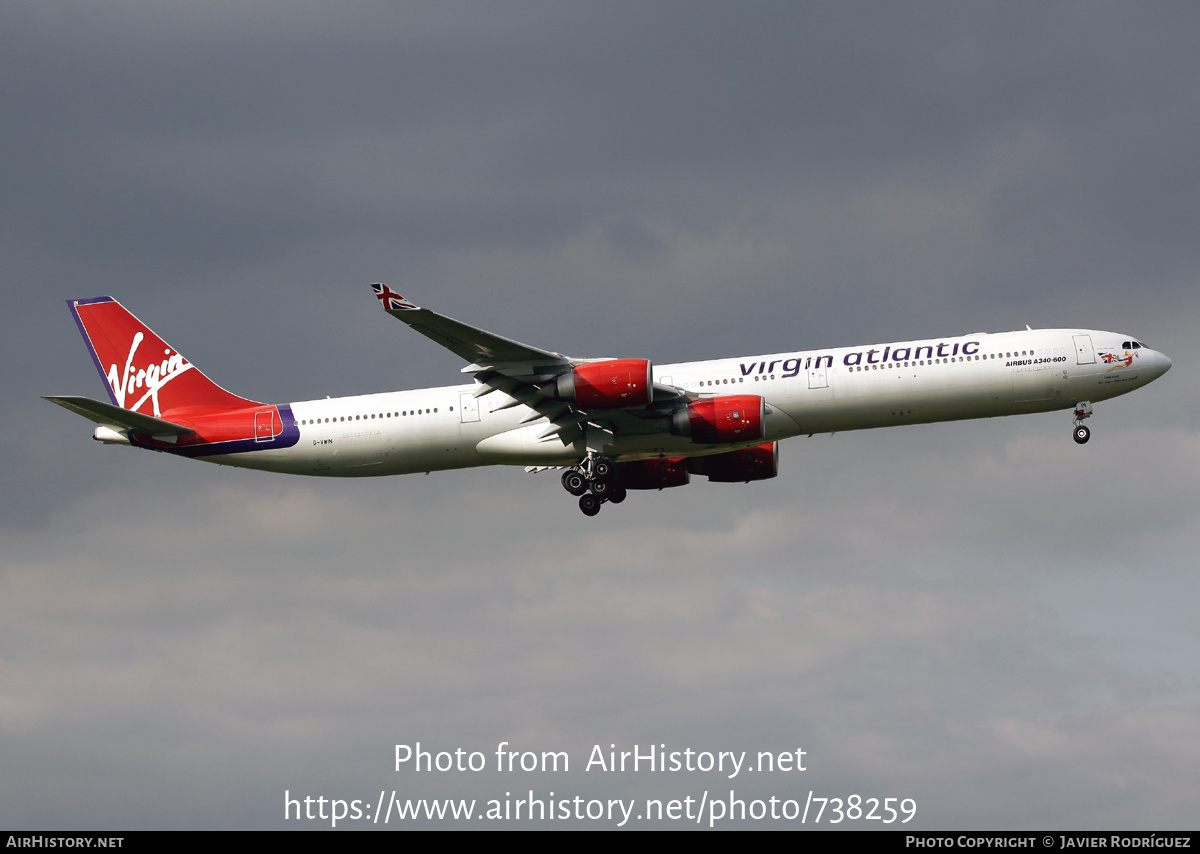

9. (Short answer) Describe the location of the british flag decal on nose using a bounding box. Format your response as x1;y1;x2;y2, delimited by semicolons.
372;283;417;311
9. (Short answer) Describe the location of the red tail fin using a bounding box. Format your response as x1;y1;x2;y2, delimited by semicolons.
69;297;262;417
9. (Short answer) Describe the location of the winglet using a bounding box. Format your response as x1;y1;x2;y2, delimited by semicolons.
371;283;418;312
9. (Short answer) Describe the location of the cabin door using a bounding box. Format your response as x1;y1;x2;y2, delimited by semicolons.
1072;335;1096;365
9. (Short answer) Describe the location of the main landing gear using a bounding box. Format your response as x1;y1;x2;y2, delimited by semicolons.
1072;401;1093;445
561;455;626;516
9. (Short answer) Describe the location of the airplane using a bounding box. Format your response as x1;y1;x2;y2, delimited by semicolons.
45;287;1172;516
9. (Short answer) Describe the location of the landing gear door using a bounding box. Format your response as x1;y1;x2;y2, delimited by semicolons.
1073;334;1096;365
459;391;481;423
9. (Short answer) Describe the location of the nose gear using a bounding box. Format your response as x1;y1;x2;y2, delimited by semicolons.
1072;401;1092;444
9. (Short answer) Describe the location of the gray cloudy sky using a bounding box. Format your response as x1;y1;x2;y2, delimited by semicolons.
2;1;1198;830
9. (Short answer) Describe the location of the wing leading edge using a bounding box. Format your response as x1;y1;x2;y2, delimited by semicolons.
370;284;687;446
371;283;566;367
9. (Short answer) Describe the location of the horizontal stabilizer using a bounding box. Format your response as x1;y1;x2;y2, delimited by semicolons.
43;395;194;436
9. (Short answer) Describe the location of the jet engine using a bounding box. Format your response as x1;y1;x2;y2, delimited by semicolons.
554;359;653;408
684;442;779;483
670;395;765;444
614;458;690;490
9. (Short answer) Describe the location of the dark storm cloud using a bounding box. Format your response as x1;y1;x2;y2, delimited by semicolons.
5;2;1200;288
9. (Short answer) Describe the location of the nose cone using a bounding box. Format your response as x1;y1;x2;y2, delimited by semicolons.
1151;350;1172;379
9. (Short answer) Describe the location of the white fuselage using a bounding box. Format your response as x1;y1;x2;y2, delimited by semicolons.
207;328;1171;477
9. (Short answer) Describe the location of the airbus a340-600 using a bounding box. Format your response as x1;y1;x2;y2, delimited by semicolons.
46;286;1171;516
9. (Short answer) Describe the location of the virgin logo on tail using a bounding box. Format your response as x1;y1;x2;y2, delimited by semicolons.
71;296;263;417
106;331;194;416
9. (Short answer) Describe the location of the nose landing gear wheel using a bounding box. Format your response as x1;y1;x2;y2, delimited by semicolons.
1071;401;1093;445
579;494;601;516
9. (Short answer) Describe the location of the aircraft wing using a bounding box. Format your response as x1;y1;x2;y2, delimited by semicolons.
44;395;194;435
371;284;687;446
371;283;566;367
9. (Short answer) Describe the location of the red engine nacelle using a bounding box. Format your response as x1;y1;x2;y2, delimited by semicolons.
556;359;653;408
615;458;690;490
684;442;779;483
670;395;765;444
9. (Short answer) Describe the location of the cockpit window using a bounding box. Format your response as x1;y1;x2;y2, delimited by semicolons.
1122;341;1131;349
1132;341;1142;349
